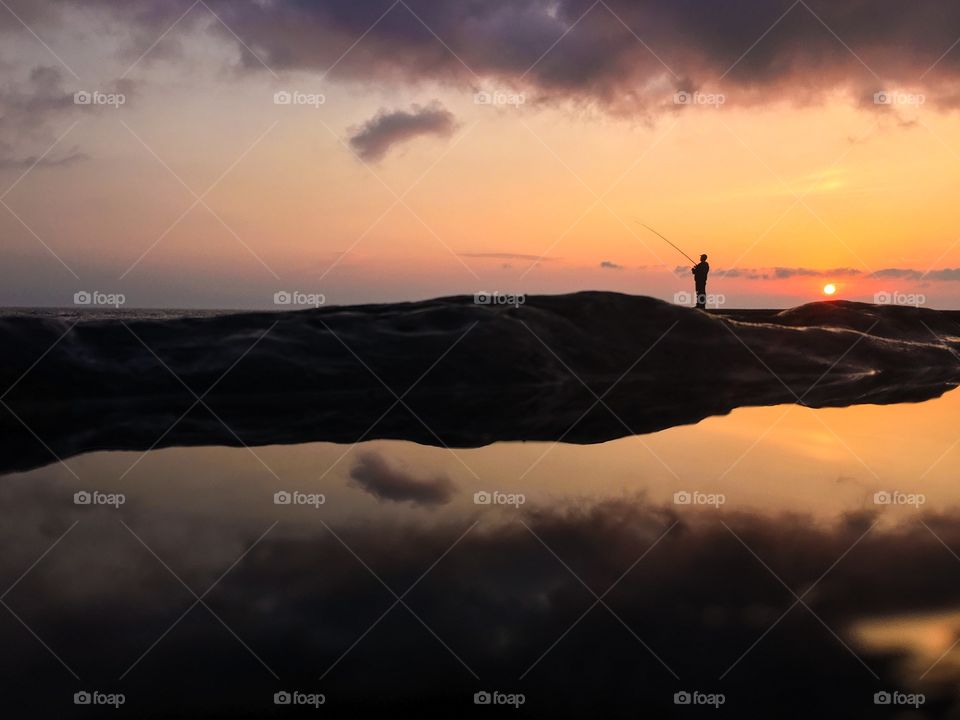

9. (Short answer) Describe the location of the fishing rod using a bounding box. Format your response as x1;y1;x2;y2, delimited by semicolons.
635;221;697;265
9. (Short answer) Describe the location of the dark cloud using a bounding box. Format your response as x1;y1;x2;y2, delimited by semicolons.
920;269;960;281
347;102;457;162
0;0;58;31
714;268;768;280
0;66;80;168
0;66;134;170
870;268;960;281
57;0;960;113
678;265;769;280
10;1;960;114
682;266;960;282
348;450;456;505
0;150;87;170
773;267;862;279
870;268;923;280
600;260;623;270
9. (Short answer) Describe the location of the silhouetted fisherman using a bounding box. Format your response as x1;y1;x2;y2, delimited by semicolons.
692;254;709;309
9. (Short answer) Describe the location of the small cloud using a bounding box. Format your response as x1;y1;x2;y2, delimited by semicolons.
348;451;456;506
0;150;87;169
461;252;557;261
870;267;960;281
600;260;623;270
0;65;94;168
926;268;960;281
773;267;862;279
348;101;457;162
869;268;921;280
700;266;861;280
714;268;764;280
683;264;960;282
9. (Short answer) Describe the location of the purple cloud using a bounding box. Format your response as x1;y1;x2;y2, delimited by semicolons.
21;1;960;114
348;451;456;505
348;102;457;162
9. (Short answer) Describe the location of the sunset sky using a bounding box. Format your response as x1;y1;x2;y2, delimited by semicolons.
2;0;960;308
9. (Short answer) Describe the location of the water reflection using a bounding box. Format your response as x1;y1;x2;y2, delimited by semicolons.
2;391;960;717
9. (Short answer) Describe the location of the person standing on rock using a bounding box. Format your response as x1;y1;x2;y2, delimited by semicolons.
692;254;710;309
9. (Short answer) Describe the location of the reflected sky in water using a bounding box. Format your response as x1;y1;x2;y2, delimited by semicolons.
2;390;960;717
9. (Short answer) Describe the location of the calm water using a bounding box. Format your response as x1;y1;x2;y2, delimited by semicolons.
3;390;959;717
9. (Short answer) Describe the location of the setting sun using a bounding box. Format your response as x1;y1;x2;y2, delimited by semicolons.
823;284;837;296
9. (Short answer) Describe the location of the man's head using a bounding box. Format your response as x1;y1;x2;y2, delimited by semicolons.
700;254;708;262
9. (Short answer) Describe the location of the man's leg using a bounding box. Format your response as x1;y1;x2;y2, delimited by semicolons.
695;286;706;309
